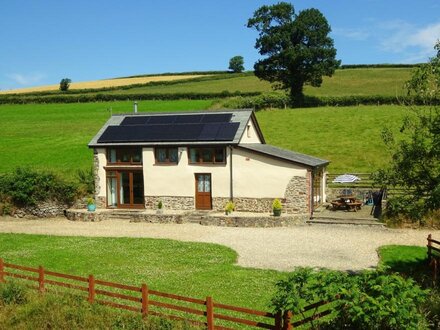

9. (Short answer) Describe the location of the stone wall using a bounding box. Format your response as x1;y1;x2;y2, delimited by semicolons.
144;196;195;210
93;152;104;207
14;201;68;218
284;175;309;215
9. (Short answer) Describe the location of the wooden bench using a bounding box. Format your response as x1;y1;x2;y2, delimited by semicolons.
427;234;440;282
331;201;344;210
346;201;362;212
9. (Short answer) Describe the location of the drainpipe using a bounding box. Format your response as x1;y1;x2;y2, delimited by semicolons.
133;101;138;114
229;146;233;201
310;170;314;219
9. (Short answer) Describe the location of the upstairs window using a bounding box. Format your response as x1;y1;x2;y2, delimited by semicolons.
155;147;178;164
107;148;142;165
189;147;225;164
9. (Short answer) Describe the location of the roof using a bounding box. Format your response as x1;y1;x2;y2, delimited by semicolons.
88;109;262;147
238;143;329;168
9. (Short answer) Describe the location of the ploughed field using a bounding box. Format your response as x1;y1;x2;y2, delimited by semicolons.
0;100;409;176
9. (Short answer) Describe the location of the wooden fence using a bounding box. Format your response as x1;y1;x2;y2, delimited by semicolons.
427;234;440;282
0;259;334;329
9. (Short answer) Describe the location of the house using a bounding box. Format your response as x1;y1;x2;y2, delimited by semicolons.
88;109;329;220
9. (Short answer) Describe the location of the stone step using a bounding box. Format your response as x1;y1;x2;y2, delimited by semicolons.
307;217;384;226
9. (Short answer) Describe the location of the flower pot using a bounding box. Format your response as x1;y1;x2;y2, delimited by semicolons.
87;204;96;212
273;209;281;216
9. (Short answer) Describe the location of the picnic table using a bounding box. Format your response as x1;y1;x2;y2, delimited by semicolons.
331;195;362;212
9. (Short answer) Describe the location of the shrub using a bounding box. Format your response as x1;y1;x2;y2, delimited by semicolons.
224;201;235;214
332;270;428;329
0;167;78;207
76;167;95;195
272;199;282;211
271;268;429;329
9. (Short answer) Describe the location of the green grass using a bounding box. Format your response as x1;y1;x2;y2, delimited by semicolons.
0;233;283;310
256;105;409;173
96;68;412;97
0;102;409;175
0;100;213;177
378;245;435;288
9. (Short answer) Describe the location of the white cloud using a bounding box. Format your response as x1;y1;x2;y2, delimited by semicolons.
380;21;440;62
6;72;46;86
333;27;370;41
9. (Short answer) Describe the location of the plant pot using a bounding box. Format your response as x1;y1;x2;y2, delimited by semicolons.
87;204;96;212
273;209;281;216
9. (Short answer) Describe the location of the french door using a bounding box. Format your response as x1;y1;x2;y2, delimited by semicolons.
107;170;144;208
195;173;212;210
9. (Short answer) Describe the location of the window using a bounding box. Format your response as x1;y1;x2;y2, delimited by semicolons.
107;148;142;165
189;147;225;164
155;147;178;164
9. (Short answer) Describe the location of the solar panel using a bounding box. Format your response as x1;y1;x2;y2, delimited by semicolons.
98;114;240;143
148;115;176;124
199;123;222;141
201;113;232;123
174;115;203;124
120;116;149;126
216;123;240;140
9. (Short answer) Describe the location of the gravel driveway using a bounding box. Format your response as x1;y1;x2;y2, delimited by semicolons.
0;217;438;272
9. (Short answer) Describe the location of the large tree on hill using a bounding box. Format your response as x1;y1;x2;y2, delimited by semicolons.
247;2;340;106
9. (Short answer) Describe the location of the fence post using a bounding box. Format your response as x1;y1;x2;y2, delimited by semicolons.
206;296;214;330
38;266;45;293
427;234;432;263
141;283;149;317
274;311;282;329
88;275;95;303
0;258;4;283
282;311;293;330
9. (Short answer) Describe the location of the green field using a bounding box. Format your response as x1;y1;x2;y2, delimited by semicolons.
0;100;214;177
111;68;411;97
0;101;408;176
0;233;282;310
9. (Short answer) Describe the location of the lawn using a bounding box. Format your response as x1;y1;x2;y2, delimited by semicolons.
0;102;410;175
0;100;213;177
0;233;283;311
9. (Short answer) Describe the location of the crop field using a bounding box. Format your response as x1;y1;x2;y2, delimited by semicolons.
0;75;204;94
0;101;410;176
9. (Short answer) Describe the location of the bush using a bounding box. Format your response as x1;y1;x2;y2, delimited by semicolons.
271;268;429;329
0;167;78;207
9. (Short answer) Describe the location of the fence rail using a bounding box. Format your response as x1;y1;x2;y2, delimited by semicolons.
0;258;334;329
427;234;440;282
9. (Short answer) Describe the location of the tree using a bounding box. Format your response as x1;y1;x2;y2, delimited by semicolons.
247;2;340;106
229;56;245;73
374;41;440;220
59;78;71;91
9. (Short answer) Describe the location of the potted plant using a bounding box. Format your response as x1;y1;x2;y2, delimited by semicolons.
224;201;235;215
156;200;163;214
87;197;96;212
272;198;282;216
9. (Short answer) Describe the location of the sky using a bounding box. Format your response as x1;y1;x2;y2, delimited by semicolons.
1;0;439;90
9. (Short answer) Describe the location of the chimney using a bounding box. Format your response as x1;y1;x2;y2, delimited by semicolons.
134;101;138;114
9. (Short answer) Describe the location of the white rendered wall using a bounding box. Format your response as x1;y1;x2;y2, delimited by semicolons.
96;148;107;198
238;119;262;144
232;148;307;198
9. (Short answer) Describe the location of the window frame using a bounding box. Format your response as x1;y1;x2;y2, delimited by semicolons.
154;147;179;165
107;148;142;165
188;147;226;165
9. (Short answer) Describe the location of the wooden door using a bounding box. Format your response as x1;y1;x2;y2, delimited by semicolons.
117;171;144;209
195;174;212;210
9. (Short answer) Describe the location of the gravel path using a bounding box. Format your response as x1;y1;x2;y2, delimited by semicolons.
0;217;438;271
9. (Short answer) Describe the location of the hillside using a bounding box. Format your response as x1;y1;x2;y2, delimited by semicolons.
0;67;413;102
